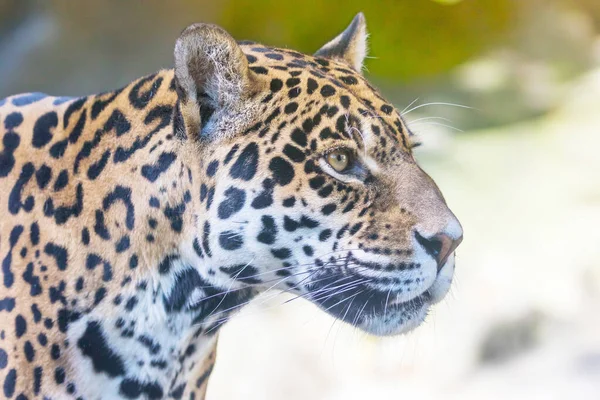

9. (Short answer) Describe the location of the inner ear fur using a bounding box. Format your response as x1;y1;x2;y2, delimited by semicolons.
173;23;253;138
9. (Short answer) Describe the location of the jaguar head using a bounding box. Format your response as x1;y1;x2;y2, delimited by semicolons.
174;13;463;336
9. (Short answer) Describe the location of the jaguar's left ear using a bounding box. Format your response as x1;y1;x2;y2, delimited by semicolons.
173;23;257;140
314;12;368;73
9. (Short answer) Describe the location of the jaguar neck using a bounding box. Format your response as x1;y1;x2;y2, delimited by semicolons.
66;75;257;397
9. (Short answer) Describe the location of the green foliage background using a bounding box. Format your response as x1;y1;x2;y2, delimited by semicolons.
220;0;514;79
0;0;514;82
0;0;598;129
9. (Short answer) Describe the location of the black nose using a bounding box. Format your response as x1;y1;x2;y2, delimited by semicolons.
415;231;463;272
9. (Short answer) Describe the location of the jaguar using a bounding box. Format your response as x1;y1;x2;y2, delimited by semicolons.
0;13;462;399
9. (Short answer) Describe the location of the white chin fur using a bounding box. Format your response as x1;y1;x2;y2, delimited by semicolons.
360;303;429;336
359;253;456;336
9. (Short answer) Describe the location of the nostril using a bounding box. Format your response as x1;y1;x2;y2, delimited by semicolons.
415;232;443;260
415;231;459;272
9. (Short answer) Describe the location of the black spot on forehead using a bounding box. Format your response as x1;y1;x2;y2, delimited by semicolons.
282;144;305;163
320;85;336;97
340;95;351;109
270;79;283;93
286;78;300;87
265;53;284;60
307;78;318;94
302;117;316;133
380;104;394;115
250;66;268;75
288;87;301;98
315;58;329;67
340;76;358;85
291;128;307;147
251;46;272;53
284;102;298;114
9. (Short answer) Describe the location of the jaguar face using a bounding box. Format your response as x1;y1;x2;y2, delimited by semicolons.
175;14;463;336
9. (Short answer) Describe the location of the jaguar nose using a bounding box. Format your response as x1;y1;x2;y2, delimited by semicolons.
415;231;463;272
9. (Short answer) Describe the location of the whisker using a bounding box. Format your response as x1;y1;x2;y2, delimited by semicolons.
383;287;392;320
192;258;371;321
402;97;420;114
199;264;370;324
201;272;332;332
410;121;464;133
320;288;366;314
203;274;372;334
205;257;255;318
352;291;375;327
281;276;365;306
307;279;370;303
403;101;474;116
408;116;452;124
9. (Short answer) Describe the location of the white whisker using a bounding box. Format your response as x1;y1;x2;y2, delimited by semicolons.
403;101;473;116
410;121;464;133
402;97;420;114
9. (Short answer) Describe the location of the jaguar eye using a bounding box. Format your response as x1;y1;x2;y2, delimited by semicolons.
326;149;353;172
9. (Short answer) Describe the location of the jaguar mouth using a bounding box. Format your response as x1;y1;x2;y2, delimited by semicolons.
306;253;456;336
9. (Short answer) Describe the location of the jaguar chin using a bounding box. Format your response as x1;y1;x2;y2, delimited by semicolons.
308;245;460;336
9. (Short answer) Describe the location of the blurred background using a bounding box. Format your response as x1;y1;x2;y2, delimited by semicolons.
2;0;599;399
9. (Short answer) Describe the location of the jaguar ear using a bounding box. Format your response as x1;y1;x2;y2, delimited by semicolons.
314;12;368;73
174;23;252;139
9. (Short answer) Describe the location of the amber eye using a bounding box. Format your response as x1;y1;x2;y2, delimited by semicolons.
326;149;352;172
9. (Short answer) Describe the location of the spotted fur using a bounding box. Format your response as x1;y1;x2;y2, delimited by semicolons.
0;13;462;400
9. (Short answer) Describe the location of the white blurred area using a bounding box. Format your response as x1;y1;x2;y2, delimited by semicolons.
208;67;600;400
